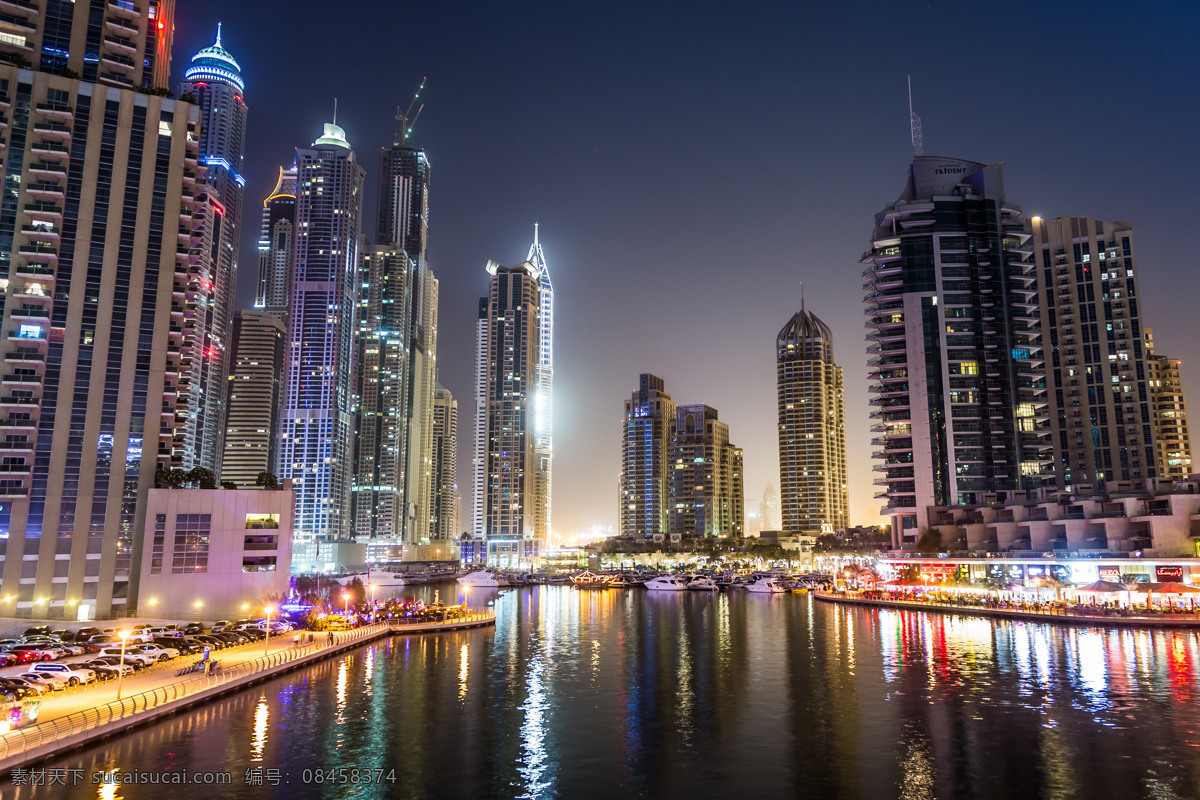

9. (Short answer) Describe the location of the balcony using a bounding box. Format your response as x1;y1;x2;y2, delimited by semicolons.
17;244;57;262
3;350;42;364
104;15;138;35
22;202;62;221
102;35;137;54
29;140;69;159
0;396;39;407
9;306;48;321
33;103;72;122
106;0;139;16
31;122;70;140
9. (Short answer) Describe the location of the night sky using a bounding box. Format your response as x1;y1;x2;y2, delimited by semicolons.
171;1;1200;537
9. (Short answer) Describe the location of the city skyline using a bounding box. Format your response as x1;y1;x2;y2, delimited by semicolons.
172;1;1200;534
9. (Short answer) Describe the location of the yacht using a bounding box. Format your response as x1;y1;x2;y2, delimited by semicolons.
456;570;510;588
686;576;720;592
644;575;690;592
745;577;788;593
333;566;407;589
609;573;647;588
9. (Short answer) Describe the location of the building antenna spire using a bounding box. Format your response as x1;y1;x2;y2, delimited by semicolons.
908;75;923;156
534;221;539;247
800;280;805;313
332;97;337;126
395;77;427;144
215;21;222;47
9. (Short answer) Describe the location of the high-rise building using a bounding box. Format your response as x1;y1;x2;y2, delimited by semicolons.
1146;328;1194;482
375;137;435;544
276;120;364;569
351;245;412;540
619;374;676;539
177;25;246;473
777;303;848;534
0;0;206;619
760;481;781;532
430;383;457;541
668;404;744;538
471;296;487;540
221;310;285;487
0;0;174;90
255;166;296;321
528;226;553;543
1031;216;1154;492
861;156;1052;543
474;254;548;566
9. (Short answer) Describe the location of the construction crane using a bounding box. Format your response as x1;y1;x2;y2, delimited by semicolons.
395;77;427;145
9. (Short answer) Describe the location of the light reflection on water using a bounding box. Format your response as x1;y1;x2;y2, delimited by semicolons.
31;587;1200;799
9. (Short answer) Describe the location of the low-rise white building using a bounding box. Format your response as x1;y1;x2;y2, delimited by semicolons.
136;487;294;619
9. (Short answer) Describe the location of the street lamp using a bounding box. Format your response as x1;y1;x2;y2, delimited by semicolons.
342;592;350;617
116;630;130;700
264;606;273;657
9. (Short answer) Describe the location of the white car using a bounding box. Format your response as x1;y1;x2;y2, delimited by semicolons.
19;671;69;691
94;648;154;666
30;663;97;686
131;644;179;660
258;621;294;633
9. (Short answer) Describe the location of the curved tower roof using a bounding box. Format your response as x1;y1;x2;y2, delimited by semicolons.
777;307;834;363
184;23;244;92
313;122;351;150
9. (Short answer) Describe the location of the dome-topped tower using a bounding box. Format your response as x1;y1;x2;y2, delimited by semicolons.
183;23;244;92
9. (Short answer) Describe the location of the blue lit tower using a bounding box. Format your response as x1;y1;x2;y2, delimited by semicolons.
277;120;365;570
178;23;248;471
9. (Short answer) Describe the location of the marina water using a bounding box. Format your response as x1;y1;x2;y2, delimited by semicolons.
29;586;1200;799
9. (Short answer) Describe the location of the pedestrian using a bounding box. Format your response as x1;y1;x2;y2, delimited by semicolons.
327;631;335;646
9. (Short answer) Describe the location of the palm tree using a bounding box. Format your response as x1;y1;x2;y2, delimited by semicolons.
1119;576;1141;609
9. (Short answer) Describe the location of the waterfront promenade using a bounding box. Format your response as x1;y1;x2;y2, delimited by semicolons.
814;590;1200;628
0;611;495;772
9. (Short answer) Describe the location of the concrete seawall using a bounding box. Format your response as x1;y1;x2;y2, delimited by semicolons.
0;613;496;773
813;591;1200;628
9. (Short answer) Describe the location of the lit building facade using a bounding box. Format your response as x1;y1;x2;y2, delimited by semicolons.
619;373;676;539
276;121;364;568
862;157;1052;545
1146;328;1193;481
474;254;547;566
376;139;435;543
254;166;295;321
0;2;204;619
221;310;285;487
777;304;848;534
178;25;246;472
529;226;553;543
668;404;744;538
1031;216;1154;492
352;246;412;540
138;485;294;619
430;382;457;540
0;0;174;91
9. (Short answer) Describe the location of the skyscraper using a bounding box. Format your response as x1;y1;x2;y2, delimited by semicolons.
471;297;487;540
528;226;553;543
276;120;364;569
619;374;676;539
178;25;247;472
777;302;848;534
1146;328;1194;482
668;405;744;538
255;166;296;321
221;310;285;487
376;132;435;543
0;0;203;619
862;156;1051;543
352;245;412;540
1031;216;1154;491
474;253;548;566
430;383;457;541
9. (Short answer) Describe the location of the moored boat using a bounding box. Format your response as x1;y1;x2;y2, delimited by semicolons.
457;570;510;588
745;577;788;593
645;575;689;592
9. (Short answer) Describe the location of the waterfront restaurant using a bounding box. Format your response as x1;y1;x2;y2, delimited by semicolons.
877;556;1200;590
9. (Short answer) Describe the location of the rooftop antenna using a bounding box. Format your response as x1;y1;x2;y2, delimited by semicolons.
908;75;923;156
800;280;805;313
332;97;337;126
395;77;427;144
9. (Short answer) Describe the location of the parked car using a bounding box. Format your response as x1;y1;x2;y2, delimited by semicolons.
74;627;102;642
2;676;48;696
164;638;202;655
23;638;83;656
87;657;137;675
259;621;294;633
190;635;225;650
211;620;232;633
8;644;61;661
30;663;97;686
0;678;36;701
0;652;19;668
184;623;205;636
130;644;178;661
49;629;73;642
84;636;120;653
20;626;51;638
148;627;184;638
19;672;68;691
124;628;154;644
94;648;154;667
